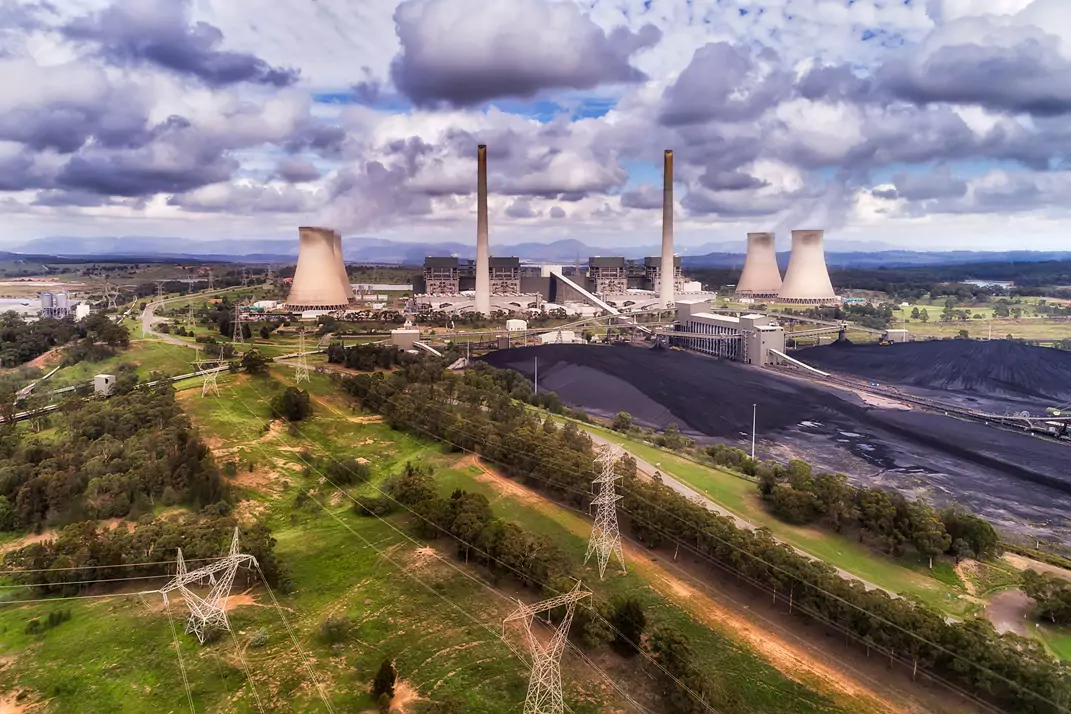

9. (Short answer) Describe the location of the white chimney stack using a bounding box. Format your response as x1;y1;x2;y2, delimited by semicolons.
474;144;491;315
660;149;675;309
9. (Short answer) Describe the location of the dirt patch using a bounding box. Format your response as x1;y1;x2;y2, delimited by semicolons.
985;589;1033;636
26;348;62;370
0;531;52;556
1003;553;1071;582
224;591;260;612
954;560;982;596
349;415;385;424
388;680;422;713
459;454;543;509
0;694;29;714
231;465;287;493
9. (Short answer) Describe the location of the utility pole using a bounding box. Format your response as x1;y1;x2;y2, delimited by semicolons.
232;302;244;344
503;582;591;714
751;403;757;462
295;329;310;383
584;446;626;579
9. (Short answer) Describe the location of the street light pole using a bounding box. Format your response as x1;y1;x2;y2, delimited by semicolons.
751;403;757;462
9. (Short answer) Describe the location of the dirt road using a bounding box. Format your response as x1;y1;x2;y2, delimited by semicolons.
463;455;956;714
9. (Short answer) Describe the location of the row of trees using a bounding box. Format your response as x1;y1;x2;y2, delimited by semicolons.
757;459;999;567
1023;570;1071;625
338;358;1070;714
0;508;284;592
0;384;226;531
326;343;415;372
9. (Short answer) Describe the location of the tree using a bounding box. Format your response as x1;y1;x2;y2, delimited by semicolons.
1022;570;1071;624
910;307;920;320
612;412;633;433
241;348;270;374
919;309;929;323
956;329;969;339
609;597;646;657
372;658;397;699
909;502;951;569
271;387;311;422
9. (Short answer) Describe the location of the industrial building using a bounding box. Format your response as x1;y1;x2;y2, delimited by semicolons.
778;230;837;304
415;146;704;315
671;299;786;366
284;227;357;311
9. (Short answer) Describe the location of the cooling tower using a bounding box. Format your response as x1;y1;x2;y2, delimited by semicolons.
474;144;491;315
330;230;357;304
660;149;675;309
778;230;836;304
735;232;782;298
284;227;354;310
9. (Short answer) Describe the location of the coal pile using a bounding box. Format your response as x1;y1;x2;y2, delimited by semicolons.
797;340;1071;401
480;344;864;437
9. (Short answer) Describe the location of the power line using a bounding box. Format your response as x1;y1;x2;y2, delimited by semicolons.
307;379;1056;713
231;380;702;714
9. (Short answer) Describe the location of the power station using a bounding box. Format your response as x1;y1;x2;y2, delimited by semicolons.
734;233;782;299
414;147;704;314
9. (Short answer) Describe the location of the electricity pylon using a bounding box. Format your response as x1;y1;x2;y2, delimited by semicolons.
503;582;591;714
294;329;310;383
157;528;257;644
155;281;165;303
584;445;626;579
186;301;196;329
195;348;225;397
207;268;215;291
232;303;244;344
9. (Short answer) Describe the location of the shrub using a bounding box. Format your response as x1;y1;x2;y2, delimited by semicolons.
249;628;269;648
372;658;397;699
319;615;350;644
271;387;312;422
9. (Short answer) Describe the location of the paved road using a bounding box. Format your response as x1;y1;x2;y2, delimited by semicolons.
580;426;895;596
141;289;231;348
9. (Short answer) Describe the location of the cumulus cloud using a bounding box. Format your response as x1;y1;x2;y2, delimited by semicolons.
659;43;790;126
549;205;566;218
169;182;320;213
275;157;321;183
505;199;539;218
389;0;659;106
63;0;299;87
620;184;662;210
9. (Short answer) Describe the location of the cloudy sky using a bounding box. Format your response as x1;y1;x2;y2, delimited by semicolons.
2;0;1070;251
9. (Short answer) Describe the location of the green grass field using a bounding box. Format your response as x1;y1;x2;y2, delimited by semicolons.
1;352;881;713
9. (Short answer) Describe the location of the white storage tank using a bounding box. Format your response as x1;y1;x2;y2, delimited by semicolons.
506;319;528;332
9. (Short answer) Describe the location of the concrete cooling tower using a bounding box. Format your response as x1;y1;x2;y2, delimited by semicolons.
735;232;782;298
284;227;355;310
778;230;836;304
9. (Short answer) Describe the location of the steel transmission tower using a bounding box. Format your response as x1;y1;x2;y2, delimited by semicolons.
155;281;165;303
583;446;626;579
195;348;225;397
157;528;257;643
186;301;196;329
232;303;244;343
503;582;591;714
207;268;215;291
294;329;310;383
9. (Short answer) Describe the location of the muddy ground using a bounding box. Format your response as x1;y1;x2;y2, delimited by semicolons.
481;344;1071;544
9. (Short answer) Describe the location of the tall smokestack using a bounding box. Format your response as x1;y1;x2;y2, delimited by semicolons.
660;149;675;309
475;144;491;315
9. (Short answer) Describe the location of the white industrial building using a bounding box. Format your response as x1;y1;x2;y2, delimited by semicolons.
672;299;786;366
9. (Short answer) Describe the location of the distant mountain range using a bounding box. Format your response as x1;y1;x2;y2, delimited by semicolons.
11;236;1071;269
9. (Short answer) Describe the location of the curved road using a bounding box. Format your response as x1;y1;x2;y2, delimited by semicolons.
141;289;231;347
